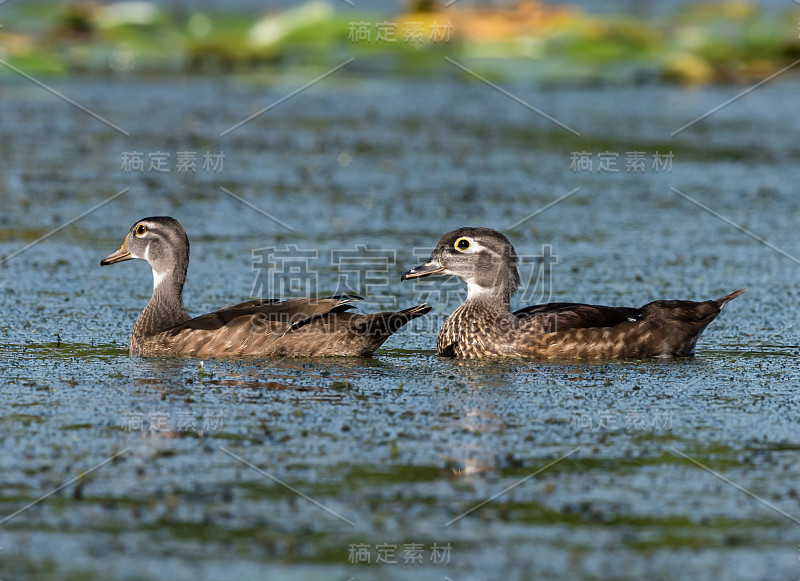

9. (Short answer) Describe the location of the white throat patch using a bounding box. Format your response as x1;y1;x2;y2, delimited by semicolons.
152;267;170;291
466;278;492;299
141;244;169;290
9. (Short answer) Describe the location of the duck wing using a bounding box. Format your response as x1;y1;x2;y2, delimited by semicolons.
276;303;433;356
185;295;362;331
512;289;745;359
348;303;433;336
514;302;642;333
145;298;429;358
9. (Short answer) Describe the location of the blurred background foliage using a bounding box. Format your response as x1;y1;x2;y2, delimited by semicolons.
0;0;798;84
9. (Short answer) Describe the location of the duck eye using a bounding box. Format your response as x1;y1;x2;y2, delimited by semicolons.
455;238;471;252
135;224;147;236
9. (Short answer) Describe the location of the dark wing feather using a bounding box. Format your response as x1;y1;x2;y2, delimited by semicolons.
218;298;282;309
514;302;642;333
221;294;362;312
349;303;432;335
179;296;361;332
274;303;432;356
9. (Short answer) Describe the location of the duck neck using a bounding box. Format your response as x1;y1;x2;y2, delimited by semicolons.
134;266;191;337
462;278;514;313
438;277;518;358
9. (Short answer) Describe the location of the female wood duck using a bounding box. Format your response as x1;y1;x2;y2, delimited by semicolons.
101;216;430;357
401;227;744;359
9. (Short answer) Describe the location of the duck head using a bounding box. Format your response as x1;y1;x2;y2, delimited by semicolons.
402;227;521;304
101;216;190;291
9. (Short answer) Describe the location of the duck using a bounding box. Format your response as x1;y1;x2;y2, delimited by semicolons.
101;216;431;357
401;227;744;359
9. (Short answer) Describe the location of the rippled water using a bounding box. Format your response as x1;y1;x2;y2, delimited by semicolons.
1;68;800;580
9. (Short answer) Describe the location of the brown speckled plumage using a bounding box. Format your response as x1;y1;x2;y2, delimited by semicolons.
103;217;430;358
403;227;744;360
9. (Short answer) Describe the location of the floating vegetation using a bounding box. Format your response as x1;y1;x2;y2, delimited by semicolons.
0;0;797;84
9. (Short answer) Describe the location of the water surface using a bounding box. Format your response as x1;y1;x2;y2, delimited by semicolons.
1;70;799;580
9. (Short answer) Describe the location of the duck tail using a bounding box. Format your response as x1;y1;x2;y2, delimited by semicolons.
643;289;745;325
354;303;432;336
635;289;744;357
715;289;746;309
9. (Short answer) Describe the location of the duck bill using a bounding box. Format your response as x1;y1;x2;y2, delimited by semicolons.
401;259;445;281
101;236;132;266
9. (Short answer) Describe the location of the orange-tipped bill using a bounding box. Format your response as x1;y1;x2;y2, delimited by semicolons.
401;260;444;281
101;236;132;266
